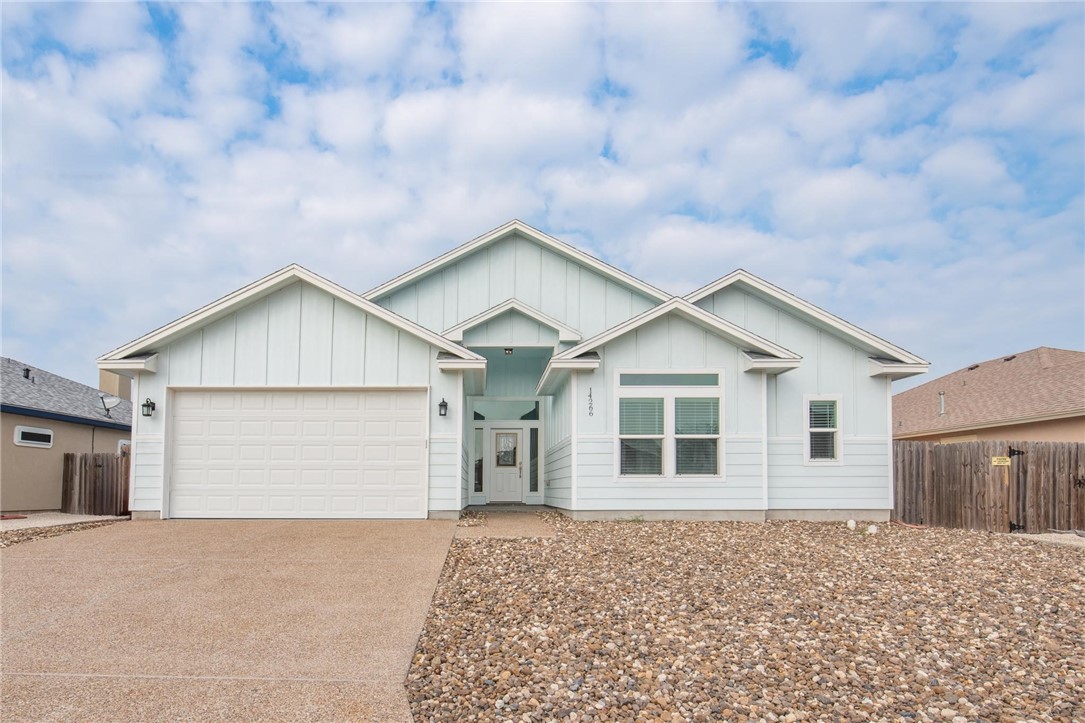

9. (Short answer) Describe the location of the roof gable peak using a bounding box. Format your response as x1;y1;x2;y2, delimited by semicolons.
364;219;671;304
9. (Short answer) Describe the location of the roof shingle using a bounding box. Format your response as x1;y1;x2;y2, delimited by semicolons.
1;357;132;428
893;347;1085;437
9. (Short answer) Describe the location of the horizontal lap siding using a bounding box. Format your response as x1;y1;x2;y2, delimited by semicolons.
544;438;572;508
131;434;164;508
574;438;763;510
429;435;459;511
768;438;890;508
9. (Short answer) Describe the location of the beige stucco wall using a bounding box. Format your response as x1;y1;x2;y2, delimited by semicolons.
898;415;1085;444
0;413;130;512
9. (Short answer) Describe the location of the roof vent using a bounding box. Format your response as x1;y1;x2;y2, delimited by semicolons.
967;364;979;371
1002;355;1016;362
22;367;31;379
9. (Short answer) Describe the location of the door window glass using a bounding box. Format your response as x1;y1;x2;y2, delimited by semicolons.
495;432;517;467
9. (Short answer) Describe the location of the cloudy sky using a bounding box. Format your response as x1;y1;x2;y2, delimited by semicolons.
2;2;1082;392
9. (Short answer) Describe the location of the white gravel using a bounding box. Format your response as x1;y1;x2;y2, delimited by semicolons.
408;516;1084;722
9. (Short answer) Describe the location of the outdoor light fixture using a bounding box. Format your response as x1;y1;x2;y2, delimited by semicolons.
438;398;448;417
504;348;513;355
141;398;156;417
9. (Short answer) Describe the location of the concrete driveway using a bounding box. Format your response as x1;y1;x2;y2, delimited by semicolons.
0;519;455;721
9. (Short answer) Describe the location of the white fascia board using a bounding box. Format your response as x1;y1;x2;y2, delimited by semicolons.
97;353;159;376
536;357;602;396
364;220;671;304
443;298;582;343
553;298;801;362
436;358;488;371
742;353;800;375
686;270;928;366
868;358;930;380
98;265;483;363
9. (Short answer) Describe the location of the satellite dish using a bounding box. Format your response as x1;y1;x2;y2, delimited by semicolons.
99;393;122;416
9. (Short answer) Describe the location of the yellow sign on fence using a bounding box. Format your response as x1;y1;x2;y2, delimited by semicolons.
991;456;1011;466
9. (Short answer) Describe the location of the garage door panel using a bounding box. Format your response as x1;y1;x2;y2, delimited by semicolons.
169;390;427;519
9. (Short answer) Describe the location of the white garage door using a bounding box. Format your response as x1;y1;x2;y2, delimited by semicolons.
169;390;427;519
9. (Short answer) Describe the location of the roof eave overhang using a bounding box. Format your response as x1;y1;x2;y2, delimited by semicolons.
97;353;159;378
869;358;929;380
536;357;601;396
742;353;801;375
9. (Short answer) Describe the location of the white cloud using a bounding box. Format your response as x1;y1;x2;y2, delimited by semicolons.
1;2;1081;391
921;139;1024;207
455;3;601;95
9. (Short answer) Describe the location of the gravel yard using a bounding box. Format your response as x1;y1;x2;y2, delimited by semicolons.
407;515;1084;722
0;520;120;548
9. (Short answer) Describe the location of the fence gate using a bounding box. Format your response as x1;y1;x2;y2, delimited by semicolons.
893;440;1085;533
62;448;130;516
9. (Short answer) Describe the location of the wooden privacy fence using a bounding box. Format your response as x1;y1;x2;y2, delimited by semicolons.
62;448;130;516
893;440;1085;533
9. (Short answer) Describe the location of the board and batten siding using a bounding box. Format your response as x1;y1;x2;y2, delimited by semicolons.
695;286;889;438
128;281;461;514
696;285;892;510
372;233;659;338
462;311;560;347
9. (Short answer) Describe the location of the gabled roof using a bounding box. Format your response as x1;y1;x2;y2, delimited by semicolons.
364;219;671;304
443;299;582;343
893;347;1085;438
98;264;483;366
536;298;802;394
686;269;928;366
552;297;801;362
2;357;132;430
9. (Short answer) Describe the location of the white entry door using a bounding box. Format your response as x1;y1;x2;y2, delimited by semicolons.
169;389;427;519
489;428;523;502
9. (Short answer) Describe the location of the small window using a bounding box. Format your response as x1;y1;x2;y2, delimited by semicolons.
806;398;840;462
14;425;53;449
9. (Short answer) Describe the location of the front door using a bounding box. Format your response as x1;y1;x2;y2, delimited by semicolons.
489;429;523;502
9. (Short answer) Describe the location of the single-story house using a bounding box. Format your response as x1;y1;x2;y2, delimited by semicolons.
1;357;133;511
98;220;928;522
894;347;1085;443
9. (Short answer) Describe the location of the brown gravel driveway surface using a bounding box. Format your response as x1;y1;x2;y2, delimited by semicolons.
1;519;455;721
408;516;1084;722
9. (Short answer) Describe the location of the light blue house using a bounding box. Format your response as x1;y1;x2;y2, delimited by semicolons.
99;220;928;521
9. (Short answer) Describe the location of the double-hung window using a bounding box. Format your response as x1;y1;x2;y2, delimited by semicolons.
805;396;841;463
617;373;722;478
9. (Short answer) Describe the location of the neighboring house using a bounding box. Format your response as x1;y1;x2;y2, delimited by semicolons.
1;358;133;511
893;347;1085;443
97;220;928;522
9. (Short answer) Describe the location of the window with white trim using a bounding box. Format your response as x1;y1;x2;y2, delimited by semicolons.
805;397;841;462
14;425;53;449
617;373;722;478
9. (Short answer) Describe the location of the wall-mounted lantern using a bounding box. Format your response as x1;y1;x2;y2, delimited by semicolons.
141;398;156;417
438;398;448;417
504;348;513;355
